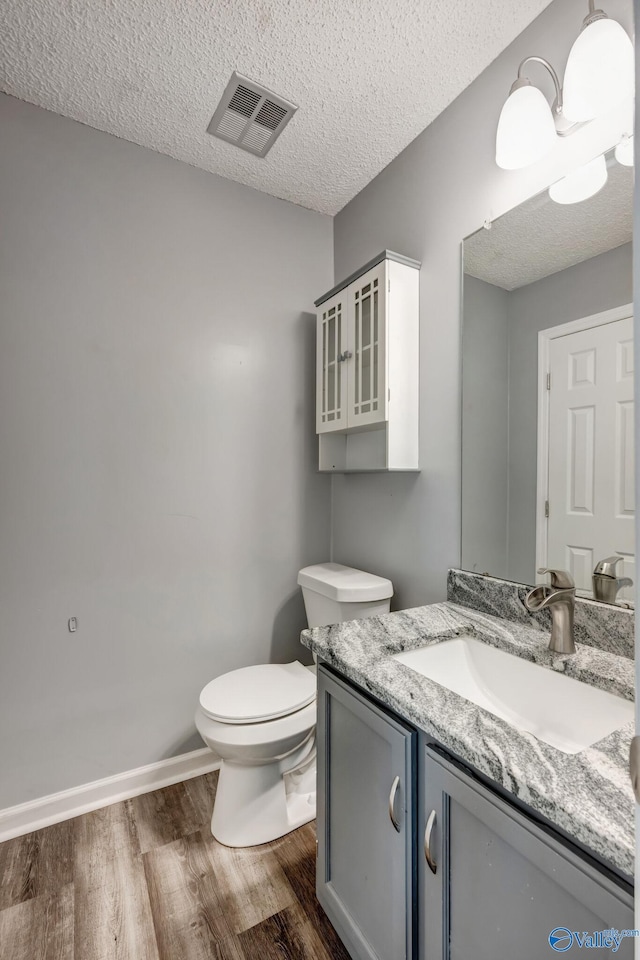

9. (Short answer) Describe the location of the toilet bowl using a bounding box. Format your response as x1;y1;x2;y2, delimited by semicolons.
196;562;393;847
195;662;317;847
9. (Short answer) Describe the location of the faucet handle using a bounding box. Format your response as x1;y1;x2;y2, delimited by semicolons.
537;567;575;589
593;555;623;578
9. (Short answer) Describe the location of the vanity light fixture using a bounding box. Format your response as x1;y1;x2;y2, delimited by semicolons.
495;1;633;171
548;153;608;204
495;60;560;170
563;1;634;122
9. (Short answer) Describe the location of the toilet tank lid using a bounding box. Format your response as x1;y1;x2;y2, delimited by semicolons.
199;661;316;723
297;562;393;602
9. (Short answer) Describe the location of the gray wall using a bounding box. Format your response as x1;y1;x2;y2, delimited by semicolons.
507;242;633;584
461;276;509;577
331;0;632;610
0;94;332;807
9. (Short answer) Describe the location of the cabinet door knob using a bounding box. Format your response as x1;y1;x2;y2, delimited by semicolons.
337;351;353;363
424;810;437;874
388;775;401;832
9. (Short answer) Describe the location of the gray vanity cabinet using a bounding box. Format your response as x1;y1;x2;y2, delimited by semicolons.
421;746;635;960
317;665;416;960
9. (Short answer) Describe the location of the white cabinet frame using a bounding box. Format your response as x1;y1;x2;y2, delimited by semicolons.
314;250;420;473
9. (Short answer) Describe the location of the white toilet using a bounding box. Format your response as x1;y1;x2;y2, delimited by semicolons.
195;562;393;847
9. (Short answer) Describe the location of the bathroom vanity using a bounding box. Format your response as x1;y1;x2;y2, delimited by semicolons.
302;571;636;960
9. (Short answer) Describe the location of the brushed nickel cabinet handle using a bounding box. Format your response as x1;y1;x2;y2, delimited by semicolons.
388;775;401;832
424;810;437;874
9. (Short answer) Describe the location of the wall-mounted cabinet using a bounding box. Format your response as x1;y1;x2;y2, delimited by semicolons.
315;251;420;472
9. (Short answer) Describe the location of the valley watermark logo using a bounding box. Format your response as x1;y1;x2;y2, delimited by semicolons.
549;927;640;953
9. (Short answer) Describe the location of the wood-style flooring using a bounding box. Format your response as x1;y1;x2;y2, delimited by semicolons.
0;772;351;960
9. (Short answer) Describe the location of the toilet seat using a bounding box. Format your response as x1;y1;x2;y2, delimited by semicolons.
197;700;317;756
199;660;316;724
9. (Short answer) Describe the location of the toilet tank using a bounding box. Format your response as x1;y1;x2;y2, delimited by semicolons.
297;562;394;627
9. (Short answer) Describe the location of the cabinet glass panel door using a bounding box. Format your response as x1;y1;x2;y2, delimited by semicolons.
348;263;387;428
316;294;347;433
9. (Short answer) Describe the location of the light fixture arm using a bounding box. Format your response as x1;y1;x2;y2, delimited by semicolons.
495;0;632;170
585;0;607;26
516;56;563;115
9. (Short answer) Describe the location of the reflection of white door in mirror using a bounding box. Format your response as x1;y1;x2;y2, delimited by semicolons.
537;307;634;602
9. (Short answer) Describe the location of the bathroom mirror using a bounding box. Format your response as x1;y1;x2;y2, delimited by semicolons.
461;152;634;604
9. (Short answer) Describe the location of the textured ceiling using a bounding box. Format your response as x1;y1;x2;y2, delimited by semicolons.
0;0;554;215
464;159;633;290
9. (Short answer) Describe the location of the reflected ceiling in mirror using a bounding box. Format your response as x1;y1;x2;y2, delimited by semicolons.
461;154;634;606
465;159;632;291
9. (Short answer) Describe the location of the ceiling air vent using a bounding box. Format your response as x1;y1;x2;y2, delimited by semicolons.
207;72;298;158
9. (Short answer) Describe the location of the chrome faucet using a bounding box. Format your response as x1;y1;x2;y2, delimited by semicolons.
592;556;633;604
525;568;576;655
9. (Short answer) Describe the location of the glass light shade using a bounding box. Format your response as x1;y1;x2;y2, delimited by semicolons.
548;154;608;204
495;84;557;170
615;135;634;166
563;17;634;122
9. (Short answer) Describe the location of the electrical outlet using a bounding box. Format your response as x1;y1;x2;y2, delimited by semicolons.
68;617;78;633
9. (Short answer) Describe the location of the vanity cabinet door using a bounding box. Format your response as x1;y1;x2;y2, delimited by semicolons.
421;746;634;960
317;665;416;960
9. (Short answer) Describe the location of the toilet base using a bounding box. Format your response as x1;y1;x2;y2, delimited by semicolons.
211;734;317;847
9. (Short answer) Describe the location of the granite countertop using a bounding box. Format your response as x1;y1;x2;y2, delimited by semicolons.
301;600;636;880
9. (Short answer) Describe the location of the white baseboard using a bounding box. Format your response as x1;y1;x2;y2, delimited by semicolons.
0;748;221;843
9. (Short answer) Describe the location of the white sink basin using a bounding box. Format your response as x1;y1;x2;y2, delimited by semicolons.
394;636;633;754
